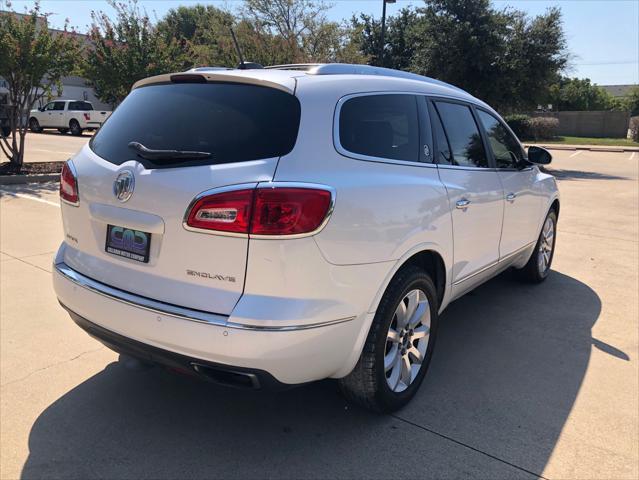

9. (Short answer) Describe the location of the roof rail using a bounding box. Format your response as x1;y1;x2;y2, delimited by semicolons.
187;67;233;72
265;63;463;92
264;64;322;71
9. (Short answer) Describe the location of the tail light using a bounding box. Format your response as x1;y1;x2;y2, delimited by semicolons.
185;185;333;236
83;113;90;121
252;188;332;235
185;189;254;234
60;161;79;206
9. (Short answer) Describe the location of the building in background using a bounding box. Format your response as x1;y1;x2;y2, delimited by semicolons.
35;76;111;111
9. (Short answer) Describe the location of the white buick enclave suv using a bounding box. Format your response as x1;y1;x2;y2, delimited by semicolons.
53;64;559;412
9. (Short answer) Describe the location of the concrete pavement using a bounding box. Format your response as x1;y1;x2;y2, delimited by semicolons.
1;150;637;479
1;131;91;164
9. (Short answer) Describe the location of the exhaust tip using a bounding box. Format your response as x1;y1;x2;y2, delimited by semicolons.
191;363;260;389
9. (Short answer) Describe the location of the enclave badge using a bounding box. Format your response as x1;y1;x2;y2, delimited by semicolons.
113;171;135;202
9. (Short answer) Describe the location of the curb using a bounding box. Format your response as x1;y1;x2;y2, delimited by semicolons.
525;144;639;153
0;174;59;185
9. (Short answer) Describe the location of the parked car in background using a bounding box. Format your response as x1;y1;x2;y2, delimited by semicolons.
29;100;111;136
52;64;559;412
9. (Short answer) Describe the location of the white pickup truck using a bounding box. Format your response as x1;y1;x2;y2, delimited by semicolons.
29;100;112;136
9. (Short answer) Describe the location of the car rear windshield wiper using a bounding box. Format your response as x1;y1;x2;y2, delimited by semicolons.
128;141;212;161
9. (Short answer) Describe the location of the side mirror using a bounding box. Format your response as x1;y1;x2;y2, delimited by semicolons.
527;146;552;165
38;107;44;112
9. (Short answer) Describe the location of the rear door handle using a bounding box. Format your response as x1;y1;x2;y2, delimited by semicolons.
456;199;471;209
506;192;517;202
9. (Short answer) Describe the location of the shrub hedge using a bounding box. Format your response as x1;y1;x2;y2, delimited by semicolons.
630;116;639;142
505;114;559;140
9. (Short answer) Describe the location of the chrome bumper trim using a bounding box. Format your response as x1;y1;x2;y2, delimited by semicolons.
54;262;355;331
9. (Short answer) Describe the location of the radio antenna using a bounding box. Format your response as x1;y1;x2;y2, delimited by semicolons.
229;27;246;69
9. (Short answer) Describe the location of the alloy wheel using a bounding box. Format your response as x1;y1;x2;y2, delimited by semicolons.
538;216;555;274
384;289;431;393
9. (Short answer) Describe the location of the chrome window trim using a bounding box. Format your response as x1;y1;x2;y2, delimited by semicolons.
182;182;336;240
55;261;355;331
437;164;500;172
60;160;80;207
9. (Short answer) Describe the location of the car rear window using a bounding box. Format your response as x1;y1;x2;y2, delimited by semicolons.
90;82;301;169
69;101;93;111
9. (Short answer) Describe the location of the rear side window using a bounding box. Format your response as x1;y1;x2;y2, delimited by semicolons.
69;101;93;111
90;83;301;168
434;101;488;168
338;94;419;162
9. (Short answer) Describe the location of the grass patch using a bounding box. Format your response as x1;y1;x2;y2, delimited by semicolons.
530;136;639;147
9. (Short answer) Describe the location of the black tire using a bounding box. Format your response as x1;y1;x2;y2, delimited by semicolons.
58;128;69;134
69;120;82;136
29;117;42;133
338;265;439;412
517;209;557;283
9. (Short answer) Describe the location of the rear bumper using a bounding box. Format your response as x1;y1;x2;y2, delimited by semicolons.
53;260;370;384
62;305;285;389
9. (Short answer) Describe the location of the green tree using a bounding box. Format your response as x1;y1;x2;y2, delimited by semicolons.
350;8;420;70
242;0;327;59
156;1;364;67
0;1;79;170
240;1;365;64
82;0;185;107
618;86;639;116
546;77;616;111
156;5;236;68
409;0;568;111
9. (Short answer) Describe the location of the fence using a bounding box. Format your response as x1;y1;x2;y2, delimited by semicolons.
529;111;630;138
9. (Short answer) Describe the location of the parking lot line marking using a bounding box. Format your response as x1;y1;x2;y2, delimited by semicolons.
569;151;582;158
630;152;636;160
0;190;60;207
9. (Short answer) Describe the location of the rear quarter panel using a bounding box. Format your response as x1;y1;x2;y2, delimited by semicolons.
274;77;454;308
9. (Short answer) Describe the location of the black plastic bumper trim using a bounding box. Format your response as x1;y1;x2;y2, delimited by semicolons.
60;303;291;391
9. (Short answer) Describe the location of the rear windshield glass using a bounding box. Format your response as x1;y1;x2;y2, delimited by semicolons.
69;101;93;111
90;83;301;168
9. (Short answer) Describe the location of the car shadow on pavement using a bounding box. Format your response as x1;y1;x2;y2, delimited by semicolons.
21;271;605;479
543;167;628;181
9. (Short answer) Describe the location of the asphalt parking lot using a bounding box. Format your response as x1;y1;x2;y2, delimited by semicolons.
1;147;637;479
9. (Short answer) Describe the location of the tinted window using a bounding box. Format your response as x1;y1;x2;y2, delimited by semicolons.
434;102;488;168
339;94;419;162
69;101;93;111
90;83;301;168
477;110;523;168
53;102;66;111
44;103;55;111
430;102;453;165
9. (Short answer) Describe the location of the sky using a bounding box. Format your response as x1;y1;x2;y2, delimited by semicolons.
9;0;639;85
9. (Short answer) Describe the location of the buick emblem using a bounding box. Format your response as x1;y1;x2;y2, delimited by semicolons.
113;171;135;202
